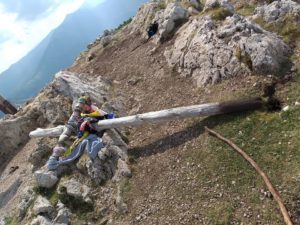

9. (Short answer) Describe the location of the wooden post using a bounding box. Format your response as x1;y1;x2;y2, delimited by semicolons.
30;97;264;138
95;97;263;131
0;95;17;115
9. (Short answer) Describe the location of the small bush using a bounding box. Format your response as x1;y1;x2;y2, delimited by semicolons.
4;217;18;225
235;46;253;71
155;2;166;11
237;4;256;17
116;17;132;31
202;7;233;21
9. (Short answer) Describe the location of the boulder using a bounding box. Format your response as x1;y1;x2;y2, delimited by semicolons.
254;0;300;22
164;14;291;86
34;170;58;189
112;159;132;182
32;196;54;216
155;2;189;42
17;187;35;220
58;178;91;203
101;35;113;47
28;144;51;171
53;201;71;224
30;215;51;225
204;0;234;13
53;71;111;107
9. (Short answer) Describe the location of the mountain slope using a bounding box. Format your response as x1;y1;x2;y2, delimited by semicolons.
0;0;148;104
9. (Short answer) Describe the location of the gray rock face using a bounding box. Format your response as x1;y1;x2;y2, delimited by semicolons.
30;215;51;225
254;0;300;22
129;2;158;34
32;196;54;216
53;71;111;108
129;1;188;42
34;170;58;189
58;178;91;203
164;14;291;86
17;187;35;220
101;35;113;47
154;2;189;42
28;143;51;171
204;0;234;13
53;201;71;224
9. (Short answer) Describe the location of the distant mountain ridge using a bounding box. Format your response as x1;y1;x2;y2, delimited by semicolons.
0;0;148;105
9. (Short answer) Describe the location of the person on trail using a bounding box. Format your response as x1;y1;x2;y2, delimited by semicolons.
147;21;159;41
47;94;114;170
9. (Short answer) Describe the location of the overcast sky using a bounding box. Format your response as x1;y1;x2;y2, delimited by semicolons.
0;0;105;73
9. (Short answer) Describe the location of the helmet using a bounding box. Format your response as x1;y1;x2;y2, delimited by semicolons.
74;95;92;112
78;95;91;105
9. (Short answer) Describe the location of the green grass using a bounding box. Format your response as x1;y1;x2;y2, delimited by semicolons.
116;18;132;31
33;186;59;206
235;47;253;71
180;71;300;223
203;7;234;21
237;4;256;17
155;2;166;11
4;216;18;225
255;13;300;45
183;100;300;223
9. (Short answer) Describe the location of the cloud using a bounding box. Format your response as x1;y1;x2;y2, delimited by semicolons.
0;0;60;21
0;0;85;73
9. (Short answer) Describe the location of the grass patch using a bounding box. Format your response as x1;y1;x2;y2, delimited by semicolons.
57;186;93;213
4;216;18;225
203;7;234;21
119;178;131;196
33;186;59;206
116;17;132;31
155;2;166;11
254;13;300;45
237;4;255;17
207;202;235;224
235;46;253;71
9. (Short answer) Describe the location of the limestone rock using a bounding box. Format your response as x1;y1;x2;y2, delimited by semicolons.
53;201;71;224
155;2;189;42
28;144;51;171
128;2;158;34
30;215;51;225
58;178;91;203
164;14;291;86
204;0;234;12
32;196;54;216
17;187;35;220
34;170;58;188
112;159;132;182
254;0;300;22
204;0;220;10
53;71;111;107
101;35;113;47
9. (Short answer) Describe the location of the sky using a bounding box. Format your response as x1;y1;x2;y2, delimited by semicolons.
0;0;105;73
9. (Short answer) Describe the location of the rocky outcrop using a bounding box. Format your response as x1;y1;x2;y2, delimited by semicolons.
34;170;59;189
154;2;189;42
32;196;54;216
53;71;111;107
129;1;189;42
164;13;291;86
58;178;91;203
254;0;300;22
204;0;234;12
